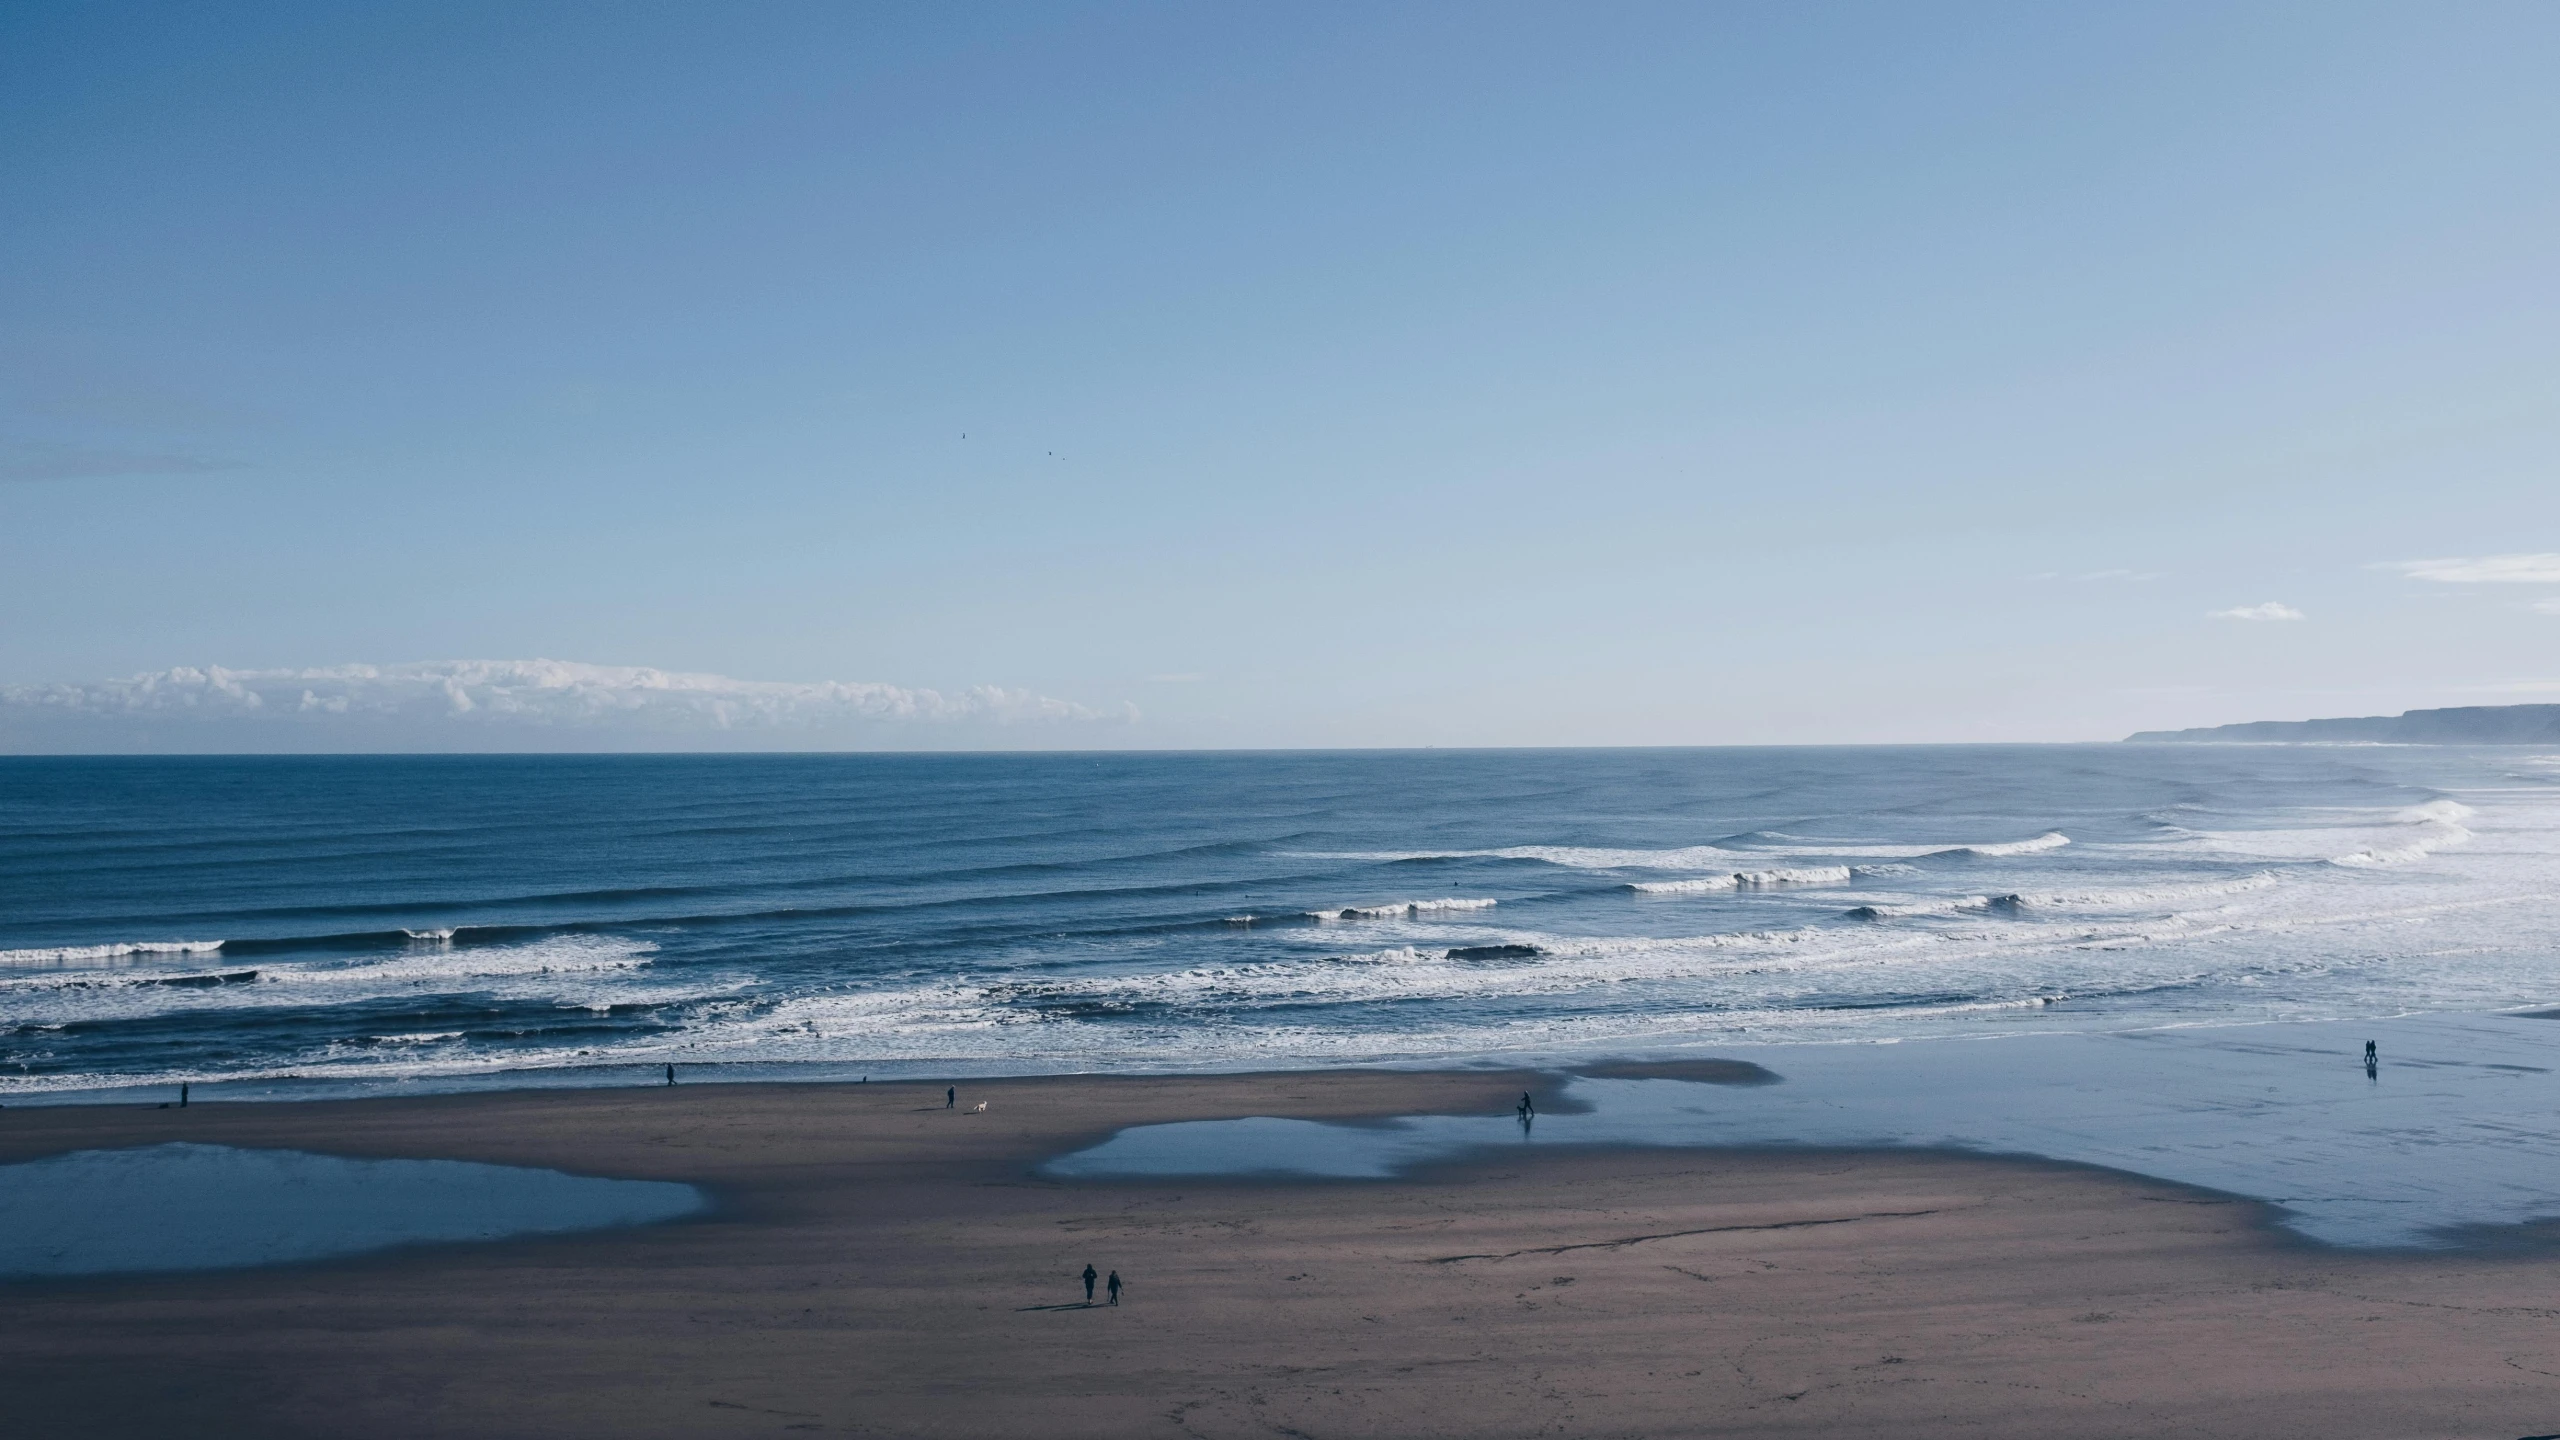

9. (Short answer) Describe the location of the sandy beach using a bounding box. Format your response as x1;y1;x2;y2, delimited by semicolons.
9;1068;2560;1439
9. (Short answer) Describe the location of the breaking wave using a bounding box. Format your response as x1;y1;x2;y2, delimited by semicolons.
2333;801;2474;867
1310;898;1500;920
1844;897;1999;920
0;940;227;966
0;936;695;1041
1941;832;2071;858
2016;872;2282;909
1630;866;1853;894
1306;834;2069;868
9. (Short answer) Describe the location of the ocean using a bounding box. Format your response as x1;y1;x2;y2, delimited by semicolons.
6;745;2559;1103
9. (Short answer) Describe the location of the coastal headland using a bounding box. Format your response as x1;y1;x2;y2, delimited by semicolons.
8;1069;2560;1439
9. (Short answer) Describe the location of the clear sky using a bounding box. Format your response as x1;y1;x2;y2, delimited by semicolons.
5;2;2558;751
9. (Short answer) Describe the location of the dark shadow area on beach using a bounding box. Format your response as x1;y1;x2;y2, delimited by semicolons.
1567;1057;1781;1086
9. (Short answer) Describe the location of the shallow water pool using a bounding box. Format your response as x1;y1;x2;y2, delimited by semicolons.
0;1142;706;1279
1048;1013;2560;1250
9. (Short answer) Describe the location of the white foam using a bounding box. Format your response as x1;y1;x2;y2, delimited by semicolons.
707;934;1837;1044
2333;804;2474;867
1300;845;1746;870
0;936;699;1037
1305;835;2065;869
1735;866;1853;887
1630;866;1850;894
634;913;2294;1072
1311;898;1499;920
2017;872;2282;909
1723;833;2072;860
288;936;657;987
0;940;225;967
2398;800;2478;825
1485;845;1743;870
867;876;2560;1054
2166;797;2490;870
1942;832;2070;858
2333;832;2466;867
1845;896;1994;919
1627;876;1739;895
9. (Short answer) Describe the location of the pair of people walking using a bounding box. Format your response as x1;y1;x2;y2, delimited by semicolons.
1079;1263;1121;1305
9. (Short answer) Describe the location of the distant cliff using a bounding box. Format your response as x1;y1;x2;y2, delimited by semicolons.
2126;704;2560;744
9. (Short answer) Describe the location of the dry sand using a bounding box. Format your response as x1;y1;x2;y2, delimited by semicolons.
7;1067;2560;1439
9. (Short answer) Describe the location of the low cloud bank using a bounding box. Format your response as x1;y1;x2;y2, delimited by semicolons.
2384;554;2560;584
0;659;1136;752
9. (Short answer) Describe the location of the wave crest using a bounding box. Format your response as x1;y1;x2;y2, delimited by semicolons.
0;940;225;967
1309;898;1499;920
2334;802;2473;866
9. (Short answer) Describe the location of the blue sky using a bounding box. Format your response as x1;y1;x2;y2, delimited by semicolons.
5;2;2558;750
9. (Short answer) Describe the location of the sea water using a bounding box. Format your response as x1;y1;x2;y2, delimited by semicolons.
4;747;2558;1100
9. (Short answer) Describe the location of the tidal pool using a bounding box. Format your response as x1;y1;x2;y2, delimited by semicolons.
0;1142;705;1279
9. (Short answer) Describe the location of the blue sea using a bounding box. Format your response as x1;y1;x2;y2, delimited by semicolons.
6;745;2560;1102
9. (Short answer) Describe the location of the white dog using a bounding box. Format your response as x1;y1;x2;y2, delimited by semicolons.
970;1101;988;1113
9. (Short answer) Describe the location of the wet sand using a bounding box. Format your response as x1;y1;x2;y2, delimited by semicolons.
7;1068;2560;1439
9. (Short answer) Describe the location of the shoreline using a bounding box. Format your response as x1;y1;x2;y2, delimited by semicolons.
0;1051;1789;1112
10;1002;2553;1110
23;1011;2559;1247
14;1068;2560;1436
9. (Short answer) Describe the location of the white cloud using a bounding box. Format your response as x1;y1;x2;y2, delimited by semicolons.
0;659;1134;745
2210;602;2305;622
2383;554;2560;584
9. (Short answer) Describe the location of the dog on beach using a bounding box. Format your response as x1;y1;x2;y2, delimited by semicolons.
970;1101;988;1113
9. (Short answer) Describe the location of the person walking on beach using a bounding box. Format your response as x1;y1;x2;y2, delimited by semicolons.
665;1064;674;1086
1082;1264;1098;1303
1519;1091;1535;1121
2364;1040;2378;1067
1106;1270;1122;1306
947;1086;956;1109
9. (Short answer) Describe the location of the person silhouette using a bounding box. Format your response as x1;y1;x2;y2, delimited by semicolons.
947;1086;956;1109
1107;1270;1122;1305
665;1064;674;1086
1082;1264;1098;1303
1519;1091;1535;1120
2364;1040;2377;1067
